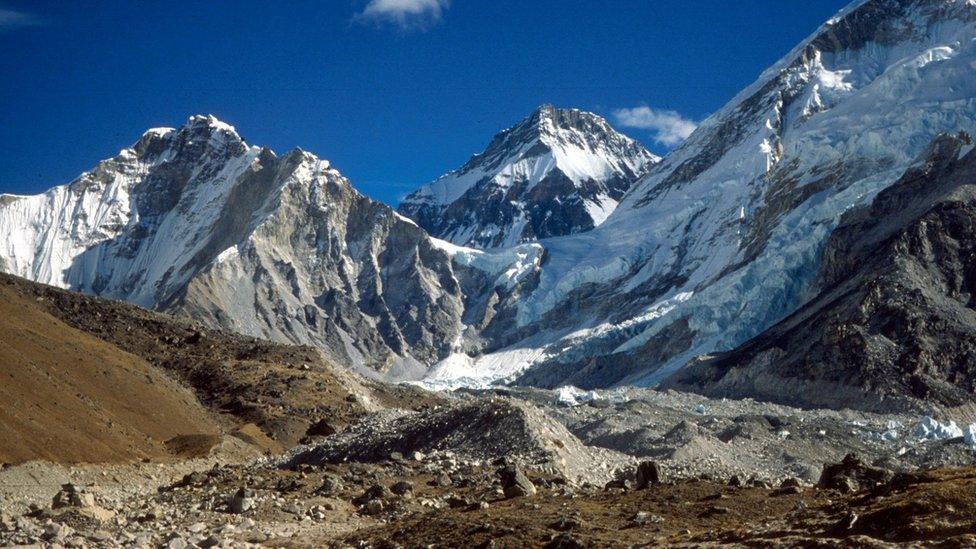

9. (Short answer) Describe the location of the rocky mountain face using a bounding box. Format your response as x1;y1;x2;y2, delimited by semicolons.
663;132;976;412
398;105;658;249
0;116;472;380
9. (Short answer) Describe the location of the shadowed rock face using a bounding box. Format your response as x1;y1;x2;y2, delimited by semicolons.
398;105;658;249
663;133;976;412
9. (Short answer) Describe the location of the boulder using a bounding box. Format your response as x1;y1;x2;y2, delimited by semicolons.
305;419;339;437
498;465;536;498
228;488;255;514
353;484;390;505
631;511;664;526
390;481;414;496
317;476;343;495
546;532;585;549
635;461;662;489
818;453;893;493
51;484;95;509
363;499;384;516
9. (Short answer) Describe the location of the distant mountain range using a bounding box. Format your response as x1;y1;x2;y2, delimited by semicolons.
4;0;976;412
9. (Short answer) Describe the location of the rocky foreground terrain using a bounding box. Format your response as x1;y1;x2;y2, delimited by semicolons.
2;389;976;547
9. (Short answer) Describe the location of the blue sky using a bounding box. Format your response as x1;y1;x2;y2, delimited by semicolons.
0;0;850;205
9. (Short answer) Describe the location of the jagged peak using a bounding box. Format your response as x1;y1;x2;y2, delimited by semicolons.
530;103;559;123
519;104;612;136
280;146;335;172
129;115;246;160
175;115;246;149
142;127;175;139
400;105;657;209
132;126;176;158
148;115;240;148
398;103;658;248
535;102;557;114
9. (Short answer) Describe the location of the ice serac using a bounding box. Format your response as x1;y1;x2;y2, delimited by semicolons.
0;115;468;380
398;105;658;249
471;0;976;389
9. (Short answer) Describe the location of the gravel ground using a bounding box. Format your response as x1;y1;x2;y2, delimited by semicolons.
2;386;976;547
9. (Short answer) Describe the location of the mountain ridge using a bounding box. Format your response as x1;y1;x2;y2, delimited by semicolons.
0;115;473;379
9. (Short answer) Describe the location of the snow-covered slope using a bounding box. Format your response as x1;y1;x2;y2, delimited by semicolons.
0;116;478;380
429;0;976;389
398;105;658;248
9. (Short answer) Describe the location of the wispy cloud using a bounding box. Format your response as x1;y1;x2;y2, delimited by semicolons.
613;106;697;147
355;0;450;30
0;6;44;31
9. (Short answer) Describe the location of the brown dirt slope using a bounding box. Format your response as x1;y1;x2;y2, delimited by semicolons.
0;281;220;464
0;273;442;462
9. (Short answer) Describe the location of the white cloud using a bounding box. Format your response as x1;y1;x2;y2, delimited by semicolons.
0;7;43;31
613;106;697;147
356;0;450;29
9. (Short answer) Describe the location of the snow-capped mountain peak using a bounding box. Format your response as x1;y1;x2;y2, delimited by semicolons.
398;105;659;248
0;115;472;380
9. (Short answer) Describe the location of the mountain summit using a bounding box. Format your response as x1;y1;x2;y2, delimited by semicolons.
398;105;658;248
